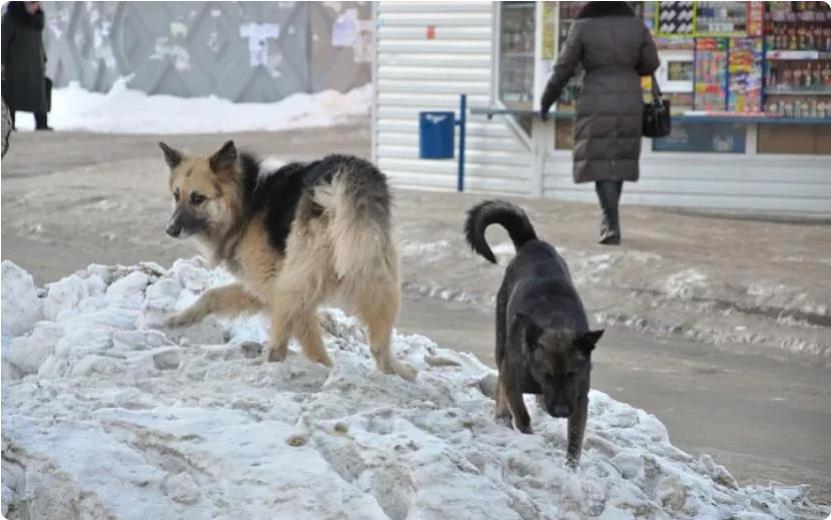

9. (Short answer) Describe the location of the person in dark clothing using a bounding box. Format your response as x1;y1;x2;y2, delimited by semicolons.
540;1;659;245
2;98;10;156
2;1;51;131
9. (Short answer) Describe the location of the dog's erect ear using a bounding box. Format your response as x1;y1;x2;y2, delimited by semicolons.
210;140;238;173
515;312;542;348
577;329;604;354
159;142;184;169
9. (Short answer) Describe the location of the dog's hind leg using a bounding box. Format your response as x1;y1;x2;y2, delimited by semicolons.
292;309;333;367
494;289;512;425
566;396;588;468
356;279;417;381
265;230;334;366
165;283;263;328
495;374;513;427
267;300;333;367
267;306;333;366
267;303;293;363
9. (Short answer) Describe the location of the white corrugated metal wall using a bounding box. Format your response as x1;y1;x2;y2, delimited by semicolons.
373;2;531;194
543;142;831;215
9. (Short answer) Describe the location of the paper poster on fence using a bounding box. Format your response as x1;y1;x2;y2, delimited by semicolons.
353;20;373;62
332;9;358;47
240;23;281;67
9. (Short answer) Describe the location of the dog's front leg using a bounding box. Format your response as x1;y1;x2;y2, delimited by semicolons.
165;283;264;328
505;384;532;434
566;396;588;468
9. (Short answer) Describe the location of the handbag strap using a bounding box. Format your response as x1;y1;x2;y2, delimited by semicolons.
650;73;663;102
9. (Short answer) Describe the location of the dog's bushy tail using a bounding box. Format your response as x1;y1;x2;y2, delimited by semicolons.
464;199;537;264
314;156;396;280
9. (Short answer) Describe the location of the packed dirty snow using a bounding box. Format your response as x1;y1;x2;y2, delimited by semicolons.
14;78;370;134
398;239;831;365
1;259;827;519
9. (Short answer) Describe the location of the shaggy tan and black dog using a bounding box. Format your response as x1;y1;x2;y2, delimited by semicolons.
158;140;416;380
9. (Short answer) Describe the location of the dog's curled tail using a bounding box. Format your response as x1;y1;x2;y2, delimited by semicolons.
464;199;537;264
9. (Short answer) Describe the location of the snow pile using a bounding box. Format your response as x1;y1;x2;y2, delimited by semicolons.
2;260;828;519
0;262;41;338
15;78;371;134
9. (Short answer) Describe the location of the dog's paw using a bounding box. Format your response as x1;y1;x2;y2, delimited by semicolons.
565;455;580;470
495;413;513;428
517;423;534;435
393;361;418;382
267;347;287;363
311;353;334;368
164;312;194;328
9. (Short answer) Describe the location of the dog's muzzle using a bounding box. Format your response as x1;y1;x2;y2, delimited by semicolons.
166;220;183;238
166;208;205;239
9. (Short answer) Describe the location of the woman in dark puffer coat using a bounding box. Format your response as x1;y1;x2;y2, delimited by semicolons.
2;2;51;131
541;1;659;245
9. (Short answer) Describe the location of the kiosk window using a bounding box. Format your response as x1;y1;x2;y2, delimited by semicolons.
652;122;746;153
498;2;535;135
667;60;693;82
499;2;534;106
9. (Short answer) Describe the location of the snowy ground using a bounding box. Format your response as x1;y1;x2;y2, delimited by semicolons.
390;191;831;368
401;239;831;364
14;78;371;134
2;259;828;519
3;128;830;500
6;79;829;367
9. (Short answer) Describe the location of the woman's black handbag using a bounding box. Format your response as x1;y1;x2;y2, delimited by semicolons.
642;74;671;138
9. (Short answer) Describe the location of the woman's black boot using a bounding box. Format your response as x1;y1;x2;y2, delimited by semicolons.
595;181;620;245
35;112;52;131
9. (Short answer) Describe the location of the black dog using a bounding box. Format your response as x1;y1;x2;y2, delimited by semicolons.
465;200;603;467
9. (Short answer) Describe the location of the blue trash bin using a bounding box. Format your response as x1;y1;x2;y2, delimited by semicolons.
419;111;455;159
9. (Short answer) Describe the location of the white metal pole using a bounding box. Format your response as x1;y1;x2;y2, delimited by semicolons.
530;1;547;198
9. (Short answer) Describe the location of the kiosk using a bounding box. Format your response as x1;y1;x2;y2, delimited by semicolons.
372;2;831;215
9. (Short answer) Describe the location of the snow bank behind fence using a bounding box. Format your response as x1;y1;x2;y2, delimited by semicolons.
15;78;371;134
